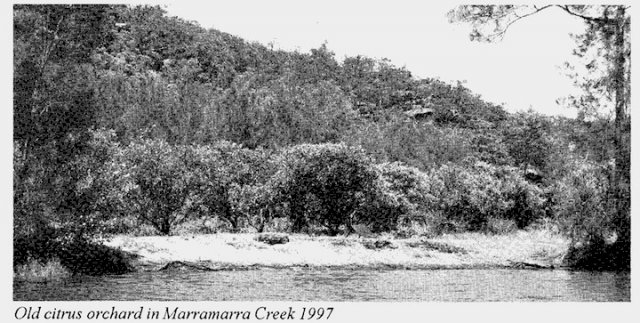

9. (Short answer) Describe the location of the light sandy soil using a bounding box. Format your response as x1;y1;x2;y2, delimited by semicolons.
104;229;570;270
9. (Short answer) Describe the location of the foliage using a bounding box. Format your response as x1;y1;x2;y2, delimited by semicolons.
343;111;477;170
228;184;280;233
12;4;631;272
14;258;71;282
270;143;381;235
427;162;545;231
114;139;200;235
502;111;552;171
57;129;123;237
551;160;629;270
208;71;357;149
57;239;133;275
449;4;630;269
14;130;123;267
374;162;435;218
190;141;276;230
551;162;612;242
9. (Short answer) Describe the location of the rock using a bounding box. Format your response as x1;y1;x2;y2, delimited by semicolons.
159;261;213;271
510;261;553;270
254;233;289;245
362;239;396;250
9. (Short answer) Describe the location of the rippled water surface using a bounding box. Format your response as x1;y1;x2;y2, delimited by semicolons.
14;268;630;301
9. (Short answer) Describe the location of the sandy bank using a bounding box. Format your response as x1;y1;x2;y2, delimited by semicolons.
104;229;570;271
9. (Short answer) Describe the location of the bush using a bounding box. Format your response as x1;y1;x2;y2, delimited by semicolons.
374;162;435;211
57;239;133;275
427;162;545;231
14;229;133;276
270;143;381;235
14;258;71;282
13;223;61;267
372;162;437;231
552;161;628;270
552;162;612;241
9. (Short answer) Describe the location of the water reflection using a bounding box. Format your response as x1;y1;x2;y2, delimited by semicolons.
565;270;631;302
13;268;630;302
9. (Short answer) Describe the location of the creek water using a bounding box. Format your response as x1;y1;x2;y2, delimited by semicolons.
14;268;630;301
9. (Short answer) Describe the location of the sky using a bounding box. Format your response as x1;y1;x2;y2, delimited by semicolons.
163;1;587;117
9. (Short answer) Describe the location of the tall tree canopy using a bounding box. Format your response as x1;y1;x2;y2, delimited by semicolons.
449;5;630;259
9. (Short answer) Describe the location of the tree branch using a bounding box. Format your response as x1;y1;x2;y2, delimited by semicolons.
490;5;553;41
40;15;65;75
555;5;614;24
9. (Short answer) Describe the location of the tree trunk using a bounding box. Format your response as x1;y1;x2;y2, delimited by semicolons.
612;6;630;247
156;216;172;235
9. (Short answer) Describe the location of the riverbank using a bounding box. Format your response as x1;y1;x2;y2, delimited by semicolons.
103;229;570;271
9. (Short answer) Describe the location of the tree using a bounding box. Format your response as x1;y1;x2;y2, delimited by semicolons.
116;140;199;235
14;5;121;155
13;5;123;241
271;143;380;235
449;5;630;265
190;141;275;231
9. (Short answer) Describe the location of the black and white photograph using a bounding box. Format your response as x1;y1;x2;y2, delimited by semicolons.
10;0;632;310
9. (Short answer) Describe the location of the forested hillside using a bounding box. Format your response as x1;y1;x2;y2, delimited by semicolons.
14;5;630;273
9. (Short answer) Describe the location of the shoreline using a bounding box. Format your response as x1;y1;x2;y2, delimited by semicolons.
133;260;567;273
103;230;570;273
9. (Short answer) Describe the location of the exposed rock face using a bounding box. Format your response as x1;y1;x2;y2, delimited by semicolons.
254;233;290;245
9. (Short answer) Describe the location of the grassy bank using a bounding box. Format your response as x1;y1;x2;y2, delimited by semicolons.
103;229;569;271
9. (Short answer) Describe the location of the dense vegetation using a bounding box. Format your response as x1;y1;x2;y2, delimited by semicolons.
14;5;630;273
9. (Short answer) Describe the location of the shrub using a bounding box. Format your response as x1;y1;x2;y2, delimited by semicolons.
374;162;435;212
270;143;380;235
552;162;612;241
13;223;61;267
427;162;544;231
57;239;133;275
14;258;71;282
552;161;628;270
372;162;438;232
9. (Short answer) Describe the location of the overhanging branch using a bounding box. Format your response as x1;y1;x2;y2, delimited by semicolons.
556;5;615;24
491;5;552;41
